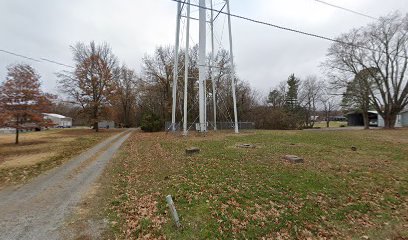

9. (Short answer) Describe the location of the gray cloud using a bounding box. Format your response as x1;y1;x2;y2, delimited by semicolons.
1;0;407;97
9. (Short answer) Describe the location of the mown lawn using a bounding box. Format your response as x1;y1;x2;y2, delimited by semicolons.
0;128;122;188
313;121;348;128
101;129;408;239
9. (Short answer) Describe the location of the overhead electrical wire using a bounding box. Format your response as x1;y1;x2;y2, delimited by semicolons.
39;58;74;68
0;49;74;68
169;0;407;60
314;0;379;21
0;49;41;62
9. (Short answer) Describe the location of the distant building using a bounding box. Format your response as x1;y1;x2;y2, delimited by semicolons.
401;109;408;127
346;110;403;128
328;115;347;121
98;120;115;129
43;113;73;128
0;128;15;134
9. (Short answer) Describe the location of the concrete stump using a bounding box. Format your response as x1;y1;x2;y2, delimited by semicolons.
237;143;256;149
186;147;200;155
283;155;304;163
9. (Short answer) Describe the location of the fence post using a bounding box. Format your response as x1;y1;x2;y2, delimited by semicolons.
166;195;181;228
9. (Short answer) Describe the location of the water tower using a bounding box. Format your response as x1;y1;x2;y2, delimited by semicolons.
171;0;239;134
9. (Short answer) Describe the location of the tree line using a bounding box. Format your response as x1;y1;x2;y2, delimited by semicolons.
1;11;407;144
251;74;339;130
57;43;259;132
255;12;408;130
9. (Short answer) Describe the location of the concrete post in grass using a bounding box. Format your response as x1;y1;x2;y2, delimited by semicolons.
166;195;181;228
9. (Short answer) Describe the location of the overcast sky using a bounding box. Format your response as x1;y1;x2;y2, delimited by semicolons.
1;0;407;97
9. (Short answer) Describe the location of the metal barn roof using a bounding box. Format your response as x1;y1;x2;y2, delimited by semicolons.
43;113;72;119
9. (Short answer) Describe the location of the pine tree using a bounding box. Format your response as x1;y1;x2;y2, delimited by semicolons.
285;74;299;109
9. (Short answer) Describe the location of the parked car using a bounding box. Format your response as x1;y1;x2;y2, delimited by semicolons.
369;119;378;126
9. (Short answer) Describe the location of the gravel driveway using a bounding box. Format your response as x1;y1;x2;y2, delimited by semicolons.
0;130;132;240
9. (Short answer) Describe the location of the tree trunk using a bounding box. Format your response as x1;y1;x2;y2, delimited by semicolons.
326;112;330;128
15;128;19;144
94;122;99;132
383;114;397;129
362;111;370;130
305;110;311;128
93;105;99;132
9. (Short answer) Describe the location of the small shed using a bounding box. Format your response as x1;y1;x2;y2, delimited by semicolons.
329;115;347;121
98;120;115;129
43;113;72;128
346;111;378;126
401;109;408;127
346;110;403;127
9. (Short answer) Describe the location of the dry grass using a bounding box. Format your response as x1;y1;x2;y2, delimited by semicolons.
314;121;348;128
97;129;408;239
0;152;56;169
0;128;122;187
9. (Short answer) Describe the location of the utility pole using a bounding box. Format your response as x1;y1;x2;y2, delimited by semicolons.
171;1;182;131
183;0;191;135
226;0;239;133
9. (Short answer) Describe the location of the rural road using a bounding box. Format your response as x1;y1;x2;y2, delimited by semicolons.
0;130;132;240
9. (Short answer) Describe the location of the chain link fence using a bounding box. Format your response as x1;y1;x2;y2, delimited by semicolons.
165;121;255;132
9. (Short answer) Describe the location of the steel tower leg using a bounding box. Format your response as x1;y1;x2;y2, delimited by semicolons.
183;0;191;135
198;0;207;132
226;0;239;133
210;0;217;131
171;1;182;131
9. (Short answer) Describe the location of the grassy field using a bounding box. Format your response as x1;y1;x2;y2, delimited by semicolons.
313;121;348;128
0;128;122;188
89;129;407;239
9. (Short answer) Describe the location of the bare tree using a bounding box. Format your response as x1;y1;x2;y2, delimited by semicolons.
113;65;138;127
299;75;324;127
0;64;54;144
58;41;118;132
323;12;408;128
211;49;235;123
137;45;257;129
140;46;176;122
320;85;340;128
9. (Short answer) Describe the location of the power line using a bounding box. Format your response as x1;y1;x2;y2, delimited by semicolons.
169;0;407;59
0;49;74;68
169;0;341;43
0;49;41;62
314;0;379;21
40;58;74;68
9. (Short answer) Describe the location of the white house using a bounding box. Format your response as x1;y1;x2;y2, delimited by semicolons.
401;109;408;127
347;110;404;128
372;111;402;128
0;128;15;134
43;113;73;128
368;111;402;127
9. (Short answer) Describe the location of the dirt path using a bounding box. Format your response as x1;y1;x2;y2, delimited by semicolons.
0;130;132;240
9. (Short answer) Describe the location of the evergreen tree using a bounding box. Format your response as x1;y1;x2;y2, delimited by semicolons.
267;89;284;108
285;74;299;109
